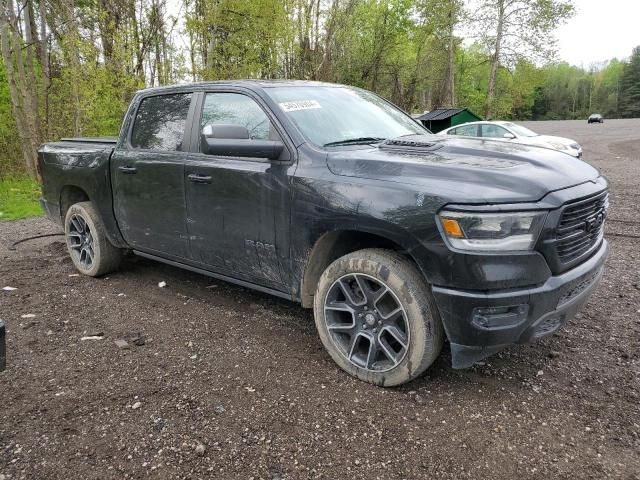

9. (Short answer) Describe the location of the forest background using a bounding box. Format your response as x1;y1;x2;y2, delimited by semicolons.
1;0;640;178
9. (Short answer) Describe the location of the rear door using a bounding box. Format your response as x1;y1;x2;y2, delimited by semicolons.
111;92;194;258
183;90;294;288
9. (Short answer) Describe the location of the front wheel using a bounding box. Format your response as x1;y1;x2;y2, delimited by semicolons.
64;202;122;277
313;249;444;386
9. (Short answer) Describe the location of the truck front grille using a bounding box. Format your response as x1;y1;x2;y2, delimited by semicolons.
555;191;608;263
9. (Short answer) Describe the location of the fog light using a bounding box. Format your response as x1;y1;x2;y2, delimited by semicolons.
472;305;529;330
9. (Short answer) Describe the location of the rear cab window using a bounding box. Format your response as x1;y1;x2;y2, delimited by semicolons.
130;93;193;151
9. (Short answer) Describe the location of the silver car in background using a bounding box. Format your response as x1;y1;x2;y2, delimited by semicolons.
439;121;583;158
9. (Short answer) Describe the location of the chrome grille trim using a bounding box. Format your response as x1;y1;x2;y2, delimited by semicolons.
555;192;608;263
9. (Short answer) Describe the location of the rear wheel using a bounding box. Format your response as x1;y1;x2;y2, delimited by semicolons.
313;248;444;386
64;202;122;277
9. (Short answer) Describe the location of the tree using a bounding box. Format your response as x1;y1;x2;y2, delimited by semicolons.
0;0;41;178
1;0;636;179
473;0;574;119
620;46;640;118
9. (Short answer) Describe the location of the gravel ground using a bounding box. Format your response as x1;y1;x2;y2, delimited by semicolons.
1;119;639;480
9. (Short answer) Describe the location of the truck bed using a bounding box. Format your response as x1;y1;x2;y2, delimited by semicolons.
38;136;122;244
59;136;118;144
40;137;118;169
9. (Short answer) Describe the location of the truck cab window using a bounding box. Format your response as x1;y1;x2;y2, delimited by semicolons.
130;93;192;150
201;93;271;142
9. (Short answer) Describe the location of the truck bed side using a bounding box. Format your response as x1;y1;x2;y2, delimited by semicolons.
39;137;127;248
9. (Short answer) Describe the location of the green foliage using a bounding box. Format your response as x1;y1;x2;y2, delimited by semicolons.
620;46;640;118
187;0;292;80
1;0;639;182
45;38;141;140
531;59;627;120
0;177;42;221
0;57;24;176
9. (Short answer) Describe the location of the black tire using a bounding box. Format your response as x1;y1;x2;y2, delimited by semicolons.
64;202;122;277
313;248;444;386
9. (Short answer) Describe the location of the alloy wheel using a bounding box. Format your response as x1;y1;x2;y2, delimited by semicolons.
68;214;95;268
323;273;410;372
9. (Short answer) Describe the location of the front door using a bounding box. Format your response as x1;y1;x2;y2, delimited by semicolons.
111;92;194;259
184;91;293;288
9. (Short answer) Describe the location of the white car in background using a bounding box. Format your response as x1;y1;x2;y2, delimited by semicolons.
439;121;583;158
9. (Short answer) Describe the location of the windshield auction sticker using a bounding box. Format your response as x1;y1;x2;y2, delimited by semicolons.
279;100;322;112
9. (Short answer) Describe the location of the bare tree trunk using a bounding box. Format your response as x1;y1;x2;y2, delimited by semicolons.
485;0;504;119
38;0;50;136
443;3;456;107
2;0;40;177
404;29;425;111
132;0;147;80
365;0;390;91
188;24;196;81
8;0;38;144
23;0;41;139
0;0;38;176
66;1;82;135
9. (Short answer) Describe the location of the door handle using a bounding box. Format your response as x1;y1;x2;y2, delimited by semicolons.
187;173;212;184
118;166;137;174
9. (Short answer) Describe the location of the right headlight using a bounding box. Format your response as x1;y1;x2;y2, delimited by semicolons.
438;210;547;252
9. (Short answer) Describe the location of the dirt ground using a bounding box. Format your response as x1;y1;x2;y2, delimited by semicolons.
1;119;639;480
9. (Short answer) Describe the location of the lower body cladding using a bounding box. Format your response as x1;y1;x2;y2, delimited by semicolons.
432;240;609;368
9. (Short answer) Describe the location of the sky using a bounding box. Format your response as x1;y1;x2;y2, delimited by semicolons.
555;0;640;67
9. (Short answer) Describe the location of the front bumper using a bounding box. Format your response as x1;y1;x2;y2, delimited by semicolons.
432;239;609;368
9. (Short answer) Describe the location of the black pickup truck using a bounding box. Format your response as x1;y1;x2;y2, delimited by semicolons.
39;81;609;386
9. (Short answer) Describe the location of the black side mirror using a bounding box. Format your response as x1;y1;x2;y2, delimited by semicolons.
201;123;285;161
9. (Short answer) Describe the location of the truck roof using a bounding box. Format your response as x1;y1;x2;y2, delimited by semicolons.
137;79;345;95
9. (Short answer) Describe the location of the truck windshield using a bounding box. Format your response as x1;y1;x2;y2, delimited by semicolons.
266;86;428;147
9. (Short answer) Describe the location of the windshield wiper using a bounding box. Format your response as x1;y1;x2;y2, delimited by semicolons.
323;137;386;147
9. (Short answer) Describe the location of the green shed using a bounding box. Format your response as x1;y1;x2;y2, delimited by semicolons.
416;108;482;133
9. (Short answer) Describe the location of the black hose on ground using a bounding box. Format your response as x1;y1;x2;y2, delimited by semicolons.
8;233;64;251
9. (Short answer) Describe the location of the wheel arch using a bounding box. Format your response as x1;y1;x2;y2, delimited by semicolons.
58;185;128;249
300;228;422;308
59;185;90;220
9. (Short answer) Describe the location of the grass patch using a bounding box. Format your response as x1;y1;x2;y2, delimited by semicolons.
0;177;43;221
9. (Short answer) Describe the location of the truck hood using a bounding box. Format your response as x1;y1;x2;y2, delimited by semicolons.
326;135;601;204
